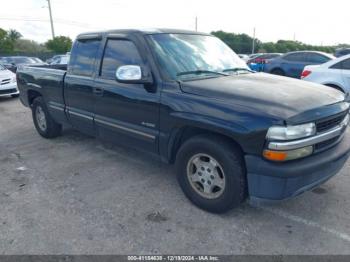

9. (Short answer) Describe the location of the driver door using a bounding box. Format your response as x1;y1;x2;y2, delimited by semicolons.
93;37;160;153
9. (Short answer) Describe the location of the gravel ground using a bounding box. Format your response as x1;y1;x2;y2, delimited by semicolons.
0;97;350;255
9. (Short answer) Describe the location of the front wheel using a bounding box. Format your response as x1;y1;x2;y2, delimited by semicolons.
176;134;247;213
32;97;62;138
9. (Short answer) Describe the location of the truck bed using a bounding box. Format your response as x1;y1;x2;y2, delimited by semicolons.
17;65;67;108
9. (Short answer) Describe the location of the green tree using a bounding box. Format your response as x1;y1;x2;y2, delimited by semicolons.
45;36;72;53
211;31;261;54
8;29;22;42
0;28;14;53
14;39;48;53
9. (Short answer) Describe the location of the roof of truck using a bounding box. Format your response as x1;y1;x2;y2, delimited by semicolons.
77;28;210;39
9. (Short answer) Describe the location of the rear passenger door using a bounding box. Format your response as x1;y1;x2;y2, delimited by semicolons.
93;37;160;153
64;36;101;136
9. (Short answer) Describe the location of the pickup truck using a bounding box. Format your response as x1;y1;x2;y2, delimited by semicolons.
17;29;350;213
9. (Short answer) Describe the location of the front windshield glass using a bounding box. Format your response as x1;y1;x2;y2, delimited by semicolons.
0;64;5;70
148;34;249;80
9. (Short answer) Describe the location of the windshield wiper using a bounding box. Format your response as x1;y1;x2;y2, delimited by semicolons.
222;68;253;73
177;70;229;77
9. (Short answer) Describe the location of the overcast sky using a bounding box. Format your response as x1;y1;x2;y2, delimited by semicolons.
0;0;348;46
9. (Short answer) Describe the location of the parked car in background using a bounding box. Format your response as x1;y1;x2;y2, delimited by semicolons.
50;54;70;65
264;51;335;78
302;54;350;96
0;56;41;73
335;48;350;58
247;53;282;64
238;54;249;62
247;53;283;72
0;64;19;98
30;57;45;64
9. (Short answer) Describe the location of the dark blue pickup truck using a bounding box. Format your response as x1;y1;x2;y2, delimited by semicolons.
17;29;350;213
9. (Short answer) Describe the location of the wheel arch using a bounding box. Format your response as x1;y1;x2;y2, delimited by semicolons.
27;89;43;107
167;125;245;164
324;83;346;93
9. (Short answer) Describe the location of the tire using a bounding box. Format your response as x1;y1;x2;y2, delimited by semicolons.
175;134;247;213
32;96;62;138
11;94;19;98
270;68;285;76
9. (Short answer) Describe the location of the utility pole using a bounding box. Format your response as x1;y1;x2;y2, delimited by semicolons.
195;16;198;32
252;27;256;54
47;0;55;39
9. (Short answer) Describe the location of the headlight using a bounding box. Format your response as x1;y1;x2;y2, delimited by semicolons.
266;123;316;140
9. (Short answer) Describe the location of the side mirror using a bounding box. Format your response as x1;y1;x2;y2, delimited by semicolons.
116;65;153;84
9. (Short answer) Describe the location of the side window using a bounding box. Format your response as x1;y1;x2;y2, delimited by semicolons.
331;61;343;70
70;39;100;77
283;53;306;62
307;53;330;63
342;58;350;70
100;39;143;80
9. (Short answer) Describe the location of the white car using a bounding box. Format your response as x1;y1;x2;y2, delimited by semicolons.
0;64;19;98
301;54;350;96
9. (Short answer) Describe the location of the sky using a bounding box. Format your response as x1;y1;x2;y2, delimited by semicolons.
0;0;349;46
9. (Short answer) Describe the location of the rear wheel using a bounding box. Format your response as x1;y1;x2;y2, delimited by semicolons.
270;68;285;76
176;134;247;213
32;97;62;138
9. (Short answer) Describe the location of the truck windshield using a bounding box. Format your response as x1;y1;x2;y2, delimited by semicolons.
148;33;249;81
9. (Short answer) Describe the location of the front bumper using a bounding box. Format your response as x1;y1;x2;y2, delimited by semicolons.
0;83;19;97
245;127;350;200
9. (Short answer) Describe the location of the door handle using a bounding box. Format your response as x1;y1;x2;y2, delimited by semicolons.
94;87;104;96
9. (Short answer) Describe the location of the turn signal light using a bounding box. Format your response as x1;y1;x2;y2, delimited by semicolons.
263;150;288;161
263;146;313;162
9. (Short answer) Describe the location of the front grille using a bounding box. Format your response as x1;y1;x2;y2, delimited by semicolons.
1;78;11;85
316;112;347;133
0;88;16;95
315;136;339;151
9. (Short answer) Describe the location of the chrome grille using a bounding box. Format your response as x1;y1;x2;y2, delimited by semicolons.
316;112;347;133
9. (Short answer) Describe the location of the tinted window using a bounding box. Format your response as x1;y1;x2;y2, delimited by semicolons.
100;39;143;80
343;58;350;70
70;39;100;76
307;53;330;63
331;61;343;70
283;53;307;62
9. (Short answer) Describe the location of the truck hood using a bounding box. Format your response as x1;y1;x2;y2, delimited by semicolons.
180;73;345;119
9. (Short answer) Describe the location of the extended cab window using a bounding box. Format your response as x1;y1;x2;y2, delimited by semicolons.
70;39;100;76
100;39;143;80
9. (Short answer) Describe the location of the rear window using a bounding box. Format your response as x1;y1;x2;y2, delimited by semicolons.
69;39;100;76
307;53;330;63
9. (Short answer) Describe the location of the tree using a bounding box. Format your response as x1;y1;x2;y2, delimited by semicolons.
8;29;22;42
0;28;14;53
211;31;261;54
14;39;48;53
45;36;72;53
